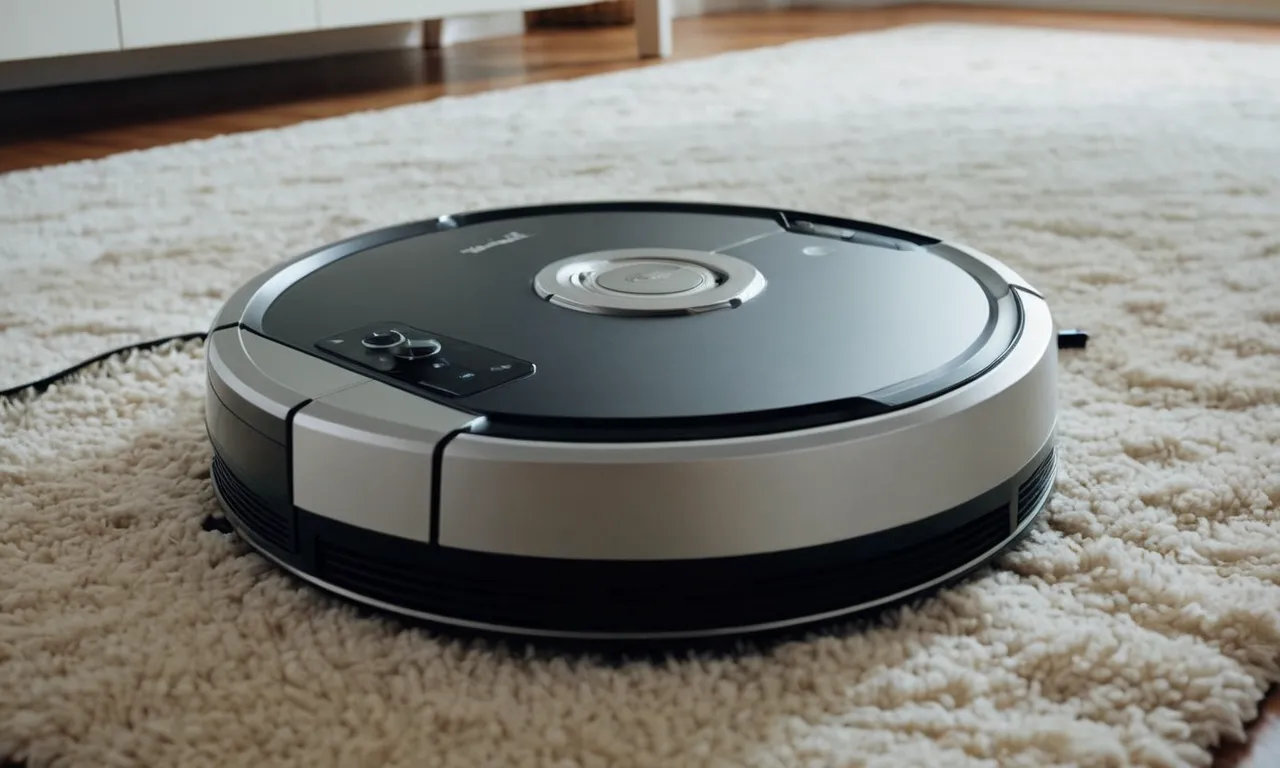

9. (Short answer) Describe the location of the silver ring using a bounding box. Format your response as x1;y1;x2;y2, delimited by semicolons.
533;248;766;316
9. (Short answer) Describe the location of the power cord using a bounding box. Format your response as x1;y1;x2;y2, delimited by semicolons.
0;332;209;400
0;329;1090;402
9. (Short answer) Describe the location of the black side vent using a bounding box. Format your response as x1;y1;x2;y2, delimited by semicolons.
1016;448;1057;522
312;502;1016;635
211;455;296;553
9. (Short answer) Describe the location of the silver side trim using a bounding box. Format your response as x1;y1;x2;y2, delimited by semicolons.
436;293;1057;560
214;456;1055;641
290;381;482;542
205;327;370;442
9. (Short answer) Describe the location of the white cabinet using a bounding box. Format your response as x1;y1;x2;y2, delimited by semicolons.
0;0;672;77
0;0;121;62
115;0;318;48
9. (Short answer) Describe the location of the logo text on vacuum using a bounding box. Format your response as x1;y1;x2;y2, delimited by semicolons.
461;231;530;254
626;270;677;283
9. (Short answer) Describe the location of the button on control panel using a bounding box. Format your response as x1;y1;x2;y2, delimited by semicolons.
315;321;534;398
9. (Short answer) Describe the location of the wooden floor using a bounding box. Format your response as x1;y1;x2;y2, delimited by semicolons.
1;4;1279;766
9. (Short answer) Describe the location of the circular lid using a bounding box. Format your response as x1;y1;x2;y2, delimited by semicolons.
253;202;1023;441
593;261;708;295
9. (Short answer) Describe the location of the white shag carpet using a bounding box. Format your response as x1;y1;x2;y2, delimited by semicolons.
3;22;1280;768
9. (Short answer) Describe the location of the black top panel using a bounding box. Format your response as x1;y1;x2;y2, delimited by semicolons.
255;202;1019;439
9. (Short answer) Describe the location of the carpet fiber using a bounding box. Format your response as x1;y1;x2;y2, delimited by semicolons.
3;23;1279;768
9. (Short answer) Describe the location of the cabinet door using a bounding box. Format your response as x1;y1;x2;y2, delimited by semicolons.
0;0;122;62
116;0;318;48
317;0;553;29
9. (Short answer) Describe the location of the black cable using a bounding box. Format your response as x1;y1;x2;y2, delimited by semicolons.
0;332;209;400
0;328;1090;402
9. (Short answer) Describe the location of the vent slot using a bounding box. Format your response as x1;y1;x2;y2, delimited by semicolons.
211;454;296;553
1016;448;1057;522
314;500;1017;635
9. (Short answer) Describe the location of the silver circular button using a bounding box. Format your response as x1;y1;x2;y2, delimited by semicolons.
593;261;709;295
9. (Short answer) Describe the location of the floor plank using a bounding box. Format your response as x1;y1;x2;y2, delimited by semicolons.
1;4;1278;767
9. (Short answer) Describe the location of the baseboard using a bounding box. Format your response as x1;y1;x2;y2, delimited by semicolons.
0;12;526;93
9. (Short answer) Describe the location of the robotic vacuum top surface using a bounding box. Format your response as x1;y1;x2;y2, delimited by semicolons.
226;201;1038;442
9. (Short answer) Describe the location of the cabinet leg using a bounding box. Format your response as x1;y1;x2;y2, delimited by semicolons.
422;19;442;50
635;0;672;59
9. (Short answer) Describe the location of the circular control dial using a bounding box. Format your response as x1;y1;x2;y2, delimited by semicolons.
362;329;406;349
394;337;442;360
360;329;442;361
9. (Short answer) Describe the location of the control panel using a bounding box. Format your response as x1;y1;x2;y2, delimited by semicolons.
315;321;534;398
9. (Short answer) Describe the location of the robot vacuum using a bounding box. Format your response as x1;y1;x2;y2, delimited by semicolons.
204;201;1058;641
